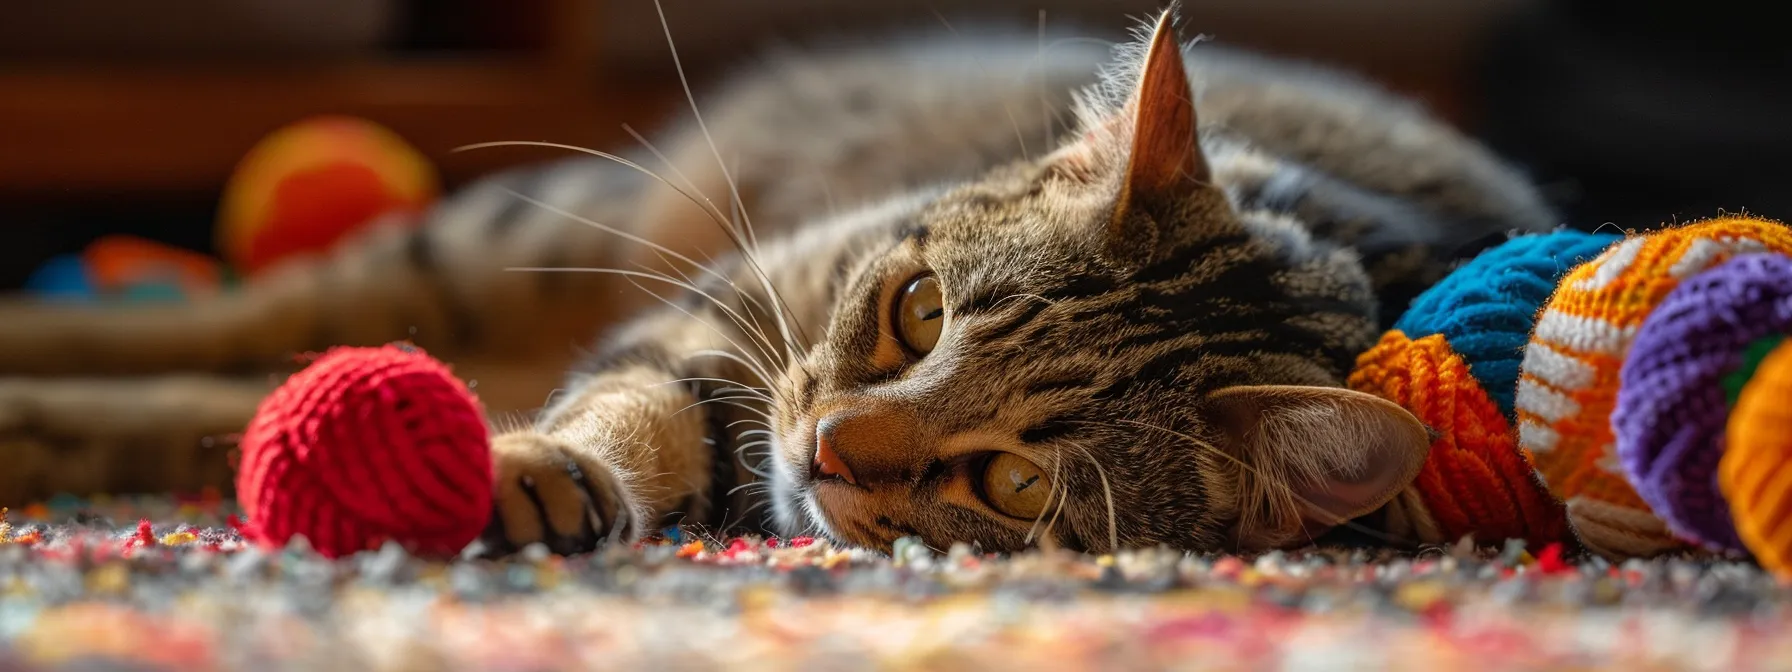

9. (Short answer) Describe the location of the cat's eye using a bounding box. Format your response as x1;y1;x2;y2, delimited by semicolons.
980;453;1051;520
894;273;945;355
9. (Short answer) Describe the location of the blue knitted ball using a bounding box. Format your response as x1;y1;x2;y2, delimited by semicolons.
1393;230;1620;419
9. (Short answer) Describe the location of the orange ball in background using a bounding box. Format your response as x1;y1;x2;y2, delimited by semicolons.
218;115;439;276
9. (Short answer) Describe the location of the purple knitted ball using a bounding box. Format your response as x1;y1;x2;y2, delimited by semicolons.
1617;252;1792;552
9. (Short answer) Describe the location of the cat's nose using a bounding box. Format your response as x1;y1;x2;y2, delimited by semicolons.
813;415;859;486
810;408;915;487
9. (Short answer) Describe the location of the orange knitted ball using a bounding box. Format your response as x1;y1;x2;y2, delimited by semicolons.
1721;340;1792;577
218;116;439;276
1349;331;1570;548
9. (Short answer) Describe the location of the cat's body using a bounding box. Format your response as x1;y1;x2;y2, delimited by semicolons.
0;13;1555;554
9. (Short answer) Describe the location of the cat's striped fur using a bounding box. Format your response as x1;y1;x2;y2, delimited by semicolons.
0;11;1554;554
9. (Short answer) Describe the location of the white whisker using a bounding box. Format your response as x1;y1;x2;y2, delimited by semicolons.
672;395;770;420
649;0;812;357
689;349;777;385
728;481;768;497
1025;450;1066;545
656;377;770;394
620;124;794;338
716;386;770;399
453;141;733;235
508;267;776;383
494;183;788;362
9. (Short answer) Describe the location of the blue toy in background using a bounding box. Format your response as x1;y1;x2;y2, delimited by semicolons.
24;254;98;302
23;235;229;304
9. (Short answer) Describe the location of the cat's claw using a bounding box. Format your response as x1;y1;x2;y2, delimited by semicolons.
484;433;639;556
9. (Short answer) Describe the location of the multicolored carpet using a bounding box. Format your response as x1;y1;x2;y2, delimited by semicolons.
0;495;1786;671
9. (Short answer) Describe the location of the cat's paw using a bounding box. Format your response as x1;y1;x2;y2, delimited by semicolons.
484;432;641;556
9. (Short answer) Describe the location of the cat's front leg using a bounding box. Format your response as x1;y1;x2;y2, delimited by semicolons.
484;352;740;554
487;431;644;554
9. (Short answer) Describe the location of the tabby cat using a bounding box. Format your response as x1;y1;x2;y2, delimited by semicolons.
0;10;1556;554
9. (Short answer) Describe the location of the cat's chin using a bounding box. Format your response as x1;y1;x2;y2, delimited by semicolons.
764;471;857;548
763;449;832;541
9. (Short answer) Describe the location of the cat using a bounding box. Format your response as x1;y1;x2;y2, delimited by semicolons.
0;9;1556;555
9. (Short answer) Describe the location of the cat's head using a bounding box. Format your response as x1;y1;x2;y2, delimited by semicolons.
765;14;1430;554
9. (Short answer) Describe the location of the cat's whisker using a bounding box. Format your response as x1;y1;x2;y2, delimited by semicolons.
1024;449;1067;545
508;268;777;383
727;481;767;497
671;396;773;426
1004;106;1032;162
1017;437;1081;550
1064;440;1119;552
617;275;781;386
1037;9;1051;152
621;123;795;348
929;7;957;34
656;377;770;395
454;141;735;236
728;454;776;480
688;349;782;392
492;186;713;279
648;0;757;255
482;149;790;360
999;36;1120;95
1039;493;1069;553
620;124;737;239
649;0;813;358
470;144;802;365
726;418;771;429
624;261;789;371
732;439;772;452
740;460;774;480
724;499;772;530
715;386;771;400
675;395;767;413
476;189;788;369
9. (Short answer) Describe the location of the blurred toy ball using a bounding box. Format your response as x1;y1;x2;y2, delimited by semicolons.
218;115;438;275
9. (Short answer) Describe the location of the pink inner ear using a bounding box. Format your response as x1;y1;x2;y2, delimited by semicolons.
1120;12;1209;202
1293;440;1424;530
1298;479;1395;528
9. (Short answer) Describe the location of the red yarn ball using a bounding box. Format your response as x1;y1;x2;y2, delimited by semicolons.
236;345;492;558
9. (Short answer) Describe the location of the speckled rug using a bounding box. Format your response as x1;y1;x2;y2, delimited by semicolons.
0;495;1787;671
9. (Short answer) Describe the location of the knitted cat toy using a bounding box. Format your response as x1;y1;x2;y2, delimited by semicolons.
1349;230;1614;550
1521;217;1792;558
1351;215;1792;566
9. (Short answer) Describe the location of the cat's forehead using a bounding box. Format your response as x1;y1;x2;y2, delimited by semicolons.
916;168;1110;263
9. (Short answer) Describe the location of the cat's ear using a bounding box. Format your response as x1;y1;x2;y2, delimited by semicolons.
1096;12;1222;267
1205;385;1431;547
1116;12;1210;211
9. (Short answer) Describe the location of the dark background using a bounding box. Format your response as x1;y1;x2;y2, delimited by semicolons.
1;0;1786;290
